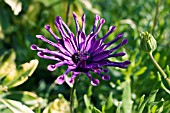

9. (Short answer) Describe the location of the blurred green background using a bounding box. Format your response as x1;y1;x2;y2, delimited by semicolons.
0;0;170;112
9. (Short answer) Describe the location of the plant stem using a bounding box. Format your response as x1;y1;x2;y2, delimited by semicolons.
149;52;170;86
70;77;79;113
66;0;71;25
151;0;160;34
157;72;170;94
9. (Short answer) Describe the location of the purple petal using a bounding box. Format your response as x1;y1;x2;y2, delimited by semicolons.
84;34;96;51
100;26;116;42
68;78;74;84
92;50;110;62
91;44;107;56
92;18;105;36
55;75;65;85
36;35;56;46
108;52;126;57
37;52;61;61
30;44;38;50
91;79;100;86
91;15;100;33
35;47;72;60
89;39;103;53
63;38;75;54
104;60;131;68
47;61;66;71
106;33;124;48
102;75;110;80
73;12;80;32
110;38;128;52
79;32;86;50
97;73;110;81
86;63;100;69
45;25;60;41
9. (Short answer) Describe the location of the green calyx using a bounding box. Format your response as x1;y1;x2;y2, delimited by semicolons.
140;31;157;52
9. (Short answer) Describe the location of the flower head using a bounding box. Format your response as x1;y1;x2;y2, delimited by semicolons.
140;31;157;53
31;12;130;86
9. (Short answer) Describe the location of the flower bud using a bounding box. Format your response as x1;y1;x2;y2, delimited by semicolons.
140;31;157;52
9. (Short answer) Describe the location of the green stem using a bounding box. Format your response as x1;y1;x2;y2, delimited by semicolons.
149;52;170;91
157;72;170;94
66;0;71;25
70;77;79;113
151;0;160;34
149;52;167;78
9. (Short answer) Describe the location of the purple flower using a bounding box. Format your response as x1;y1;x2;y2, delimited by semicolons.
31;12;130;86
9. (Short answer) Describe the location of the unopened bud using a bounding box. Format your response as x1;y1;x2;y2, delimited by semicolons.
140;31;157;52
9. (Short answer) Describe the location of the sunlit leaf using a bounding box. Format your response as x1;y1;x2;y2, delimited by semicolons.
1;91;43;109
73;90;78;109
116;102;121;113
0;99;34;113
92;106;102;113
162;100;170;113
122;80;132;113
4;0;22;15
166;65;170;78
138;95;145;109
102;92;114;113
84;94;91;109
136;90;158;113
134;67;147;76
2;59;39;88
0;50;16;80
43;96;70;113
84;94;92;113
79;0;100;15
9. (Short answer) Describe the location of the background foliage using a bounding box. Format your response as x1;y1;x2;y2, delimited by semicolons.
0;0;170;113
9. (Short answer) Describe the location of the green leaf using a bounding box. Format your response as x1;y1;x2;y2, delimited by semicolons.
122;80;132;113
2;59;39;88
0;50;16;80
134;67;147;76
162;100;170;113
73;90;78;109
102;92;114;113
166;65;170;78
43;97;70;113
116;102;121;113
138;95;145;110
150;100;164;113
0;98;34;113
136;90;158;113
1;91;43;109
87;85;92;97
148;90;158;104
84;94;92;113
84;94;91;108
92;106;102;113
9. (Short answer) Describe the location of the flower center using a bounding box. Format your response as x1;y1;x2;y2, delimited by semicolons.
72;51;91;64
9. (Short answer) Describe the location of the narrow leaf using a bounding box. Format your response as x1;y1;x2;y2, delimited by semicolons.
0;50;16;79
0;99;34;113
2;59;39;88
92;106;102;113
1;91;43;109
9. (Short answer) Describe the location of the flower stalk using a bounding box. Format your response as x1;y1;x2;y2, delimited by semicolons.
149;52;170;86
70;77;79;113
140;31;170;94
